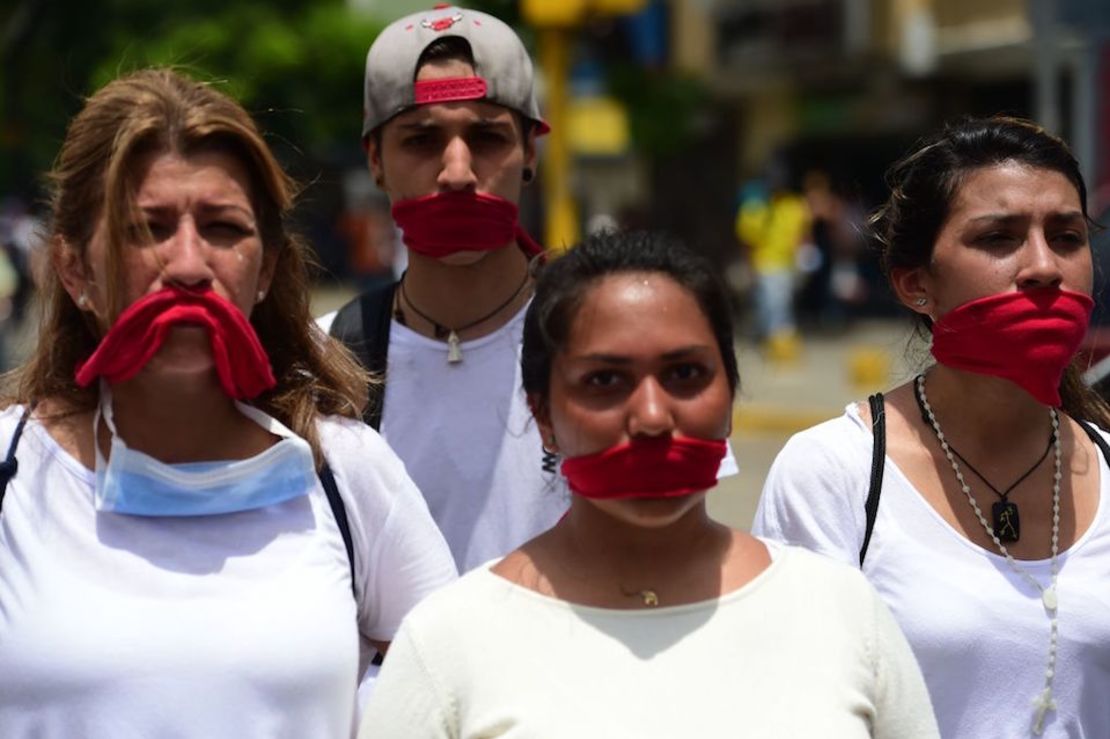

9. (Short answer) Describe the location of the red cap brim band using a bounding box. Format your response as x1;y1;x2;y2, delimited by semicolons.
414;77;488;104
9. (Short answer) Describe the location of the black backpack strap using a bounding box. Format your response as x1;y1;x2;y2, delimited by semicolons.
328;281;398;431
860;393;886;566
318;462;356;598
0;404;34;514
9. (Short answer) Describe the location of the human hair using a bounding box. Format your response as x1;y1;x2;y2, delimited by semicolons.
871;115;1110;426
14;68;370;466
521;230;740;407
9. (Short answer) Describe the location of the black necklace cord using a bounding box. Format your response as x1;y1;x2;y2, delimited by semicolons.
396;269;531;339
912;374;1055;503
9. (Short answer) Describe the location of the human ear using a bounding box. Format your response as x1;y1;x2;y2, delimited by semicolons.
366;135;386;191
890;266;932;317
54;237;99;316
528;393;557;452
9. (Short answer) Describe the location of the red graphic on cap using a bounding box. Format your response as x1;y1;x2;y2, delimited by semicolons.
422;11;463;32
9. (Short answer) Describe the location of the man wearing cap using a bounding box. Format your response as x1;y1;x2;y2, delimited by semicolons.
319;5;563;573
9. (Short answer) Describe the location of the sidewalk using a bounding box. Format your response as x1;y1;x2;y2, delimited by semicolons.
708;319;921;530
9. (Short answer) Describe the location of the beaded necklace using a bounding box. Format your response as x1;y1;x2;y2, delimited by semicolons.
915;374;1060;735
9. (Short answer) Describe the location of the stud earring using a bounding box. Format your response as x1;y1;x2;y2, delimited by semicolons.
522;168;534;184
914;297;928;306
77;292;90;310
256;290;266;304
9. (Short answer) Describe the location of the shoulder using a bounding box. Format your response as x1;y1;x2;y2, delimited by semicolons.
314;414;419;528
768;543;875;598
394;566;508;640
766;405;873;486
314;310;337;334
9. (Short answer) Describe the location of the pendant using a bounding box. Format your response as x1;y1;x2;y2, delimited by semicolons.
640;589;659;607
447;330;462;363
1042;586;1057;611
992;500;1020;542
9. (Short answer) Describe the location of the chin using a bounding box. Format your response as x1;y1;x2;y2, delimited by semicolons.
435;249;496;267
595;493;706;530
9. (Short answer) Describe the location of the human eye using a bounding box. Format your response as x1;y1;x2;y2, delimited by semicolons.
1051;229;1088;249
974;231;1019;247
584;369;622;389
664;362;712;393
131;219;173;244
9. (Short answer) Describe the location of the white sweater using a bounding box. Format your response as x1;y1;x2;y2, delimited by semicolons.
359;542;938;738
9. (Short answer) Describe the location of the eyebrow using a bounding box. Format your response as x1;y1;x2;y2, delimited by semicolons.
573;345;715;363
139;203;255;220
396;118;515;132
968;210;1085;224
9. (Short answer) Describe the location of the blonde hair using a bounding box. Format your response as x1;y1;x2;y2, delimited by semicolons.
12;68;370;465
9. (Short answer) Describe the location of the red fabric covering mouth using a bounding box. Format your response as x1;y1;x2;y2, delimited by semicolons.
561;435;728;500
75;286;276;400
931;287;1094;406
391;190;544;258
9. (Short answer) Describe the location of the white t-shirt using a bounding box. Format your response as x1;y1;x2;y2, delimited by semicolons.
0;406;457;738
753;404;1110;738
359;541;938;739
317;305;739;573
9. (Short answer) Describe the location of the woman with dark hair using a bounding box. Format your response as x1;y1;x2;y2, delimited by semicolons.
0;69;456;737
360;230;937;738
754;116;1110;737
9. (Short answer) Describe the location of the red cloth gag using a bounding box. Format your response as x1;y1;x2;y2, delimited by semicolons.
930;287;1093;406
560;435;728;500
75;286;276;400
390;190;543;259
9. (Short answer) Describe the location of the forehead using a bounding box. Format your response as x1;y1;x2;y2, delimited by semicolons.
384;97;519;133
566;272;713;351
128;149;255;204
948;162;1081;217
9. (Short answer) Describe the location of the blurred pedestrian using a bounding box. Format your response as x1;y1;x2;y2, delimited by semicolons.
0;68;456;737
735;160;810;362
754;116;1110;737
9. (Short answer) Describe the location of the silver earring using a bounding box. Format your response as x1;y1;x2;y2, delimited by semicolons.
914;297;927;306
256;290;266;303
77;292;90;309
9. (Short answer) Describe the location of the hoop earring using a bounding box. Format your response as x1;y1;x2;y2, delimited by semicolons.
522;168;534;184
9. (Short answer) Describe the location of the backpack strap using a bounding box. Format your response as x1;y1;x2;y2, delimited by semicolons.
328;281;398;431
0;404;34;514
860;393;886;566
318;462;356;598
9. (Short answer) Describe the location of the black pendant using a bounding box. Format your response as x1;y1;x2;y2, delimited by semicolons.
992;500;1021;542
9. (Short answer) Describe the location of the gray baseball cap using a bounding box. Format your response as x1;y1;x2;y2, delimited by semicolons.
362;5;550;138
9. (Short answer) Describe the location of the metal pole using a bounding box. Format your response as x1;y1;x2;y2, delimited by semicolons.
1030;0;1060;133
538;28;580;253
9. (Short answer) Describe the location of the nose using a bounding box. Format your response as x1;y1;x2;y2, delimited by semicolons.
160;218;214;289
627;377;676;439
437;136;478;192
1016;230;1064;290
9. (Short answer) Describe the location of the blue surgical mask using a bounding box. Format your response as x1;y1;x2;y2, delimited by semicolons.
93;385;317;517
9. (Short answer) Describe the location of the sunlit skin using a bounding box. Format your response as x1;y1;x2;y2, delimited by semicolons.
55;149;278;463
876;162;1099;560
494;272;770;609
898;162;1092;316
538;273;733;529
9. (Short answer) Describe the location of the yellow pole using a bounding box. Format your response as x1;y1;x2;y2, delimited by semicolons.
538;28;579;253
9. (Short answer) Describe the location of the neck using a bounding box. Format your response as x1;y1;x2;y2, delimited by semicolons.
105;374;259;463
921;365;1055;455
554;496;724;576
401;245;531;339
